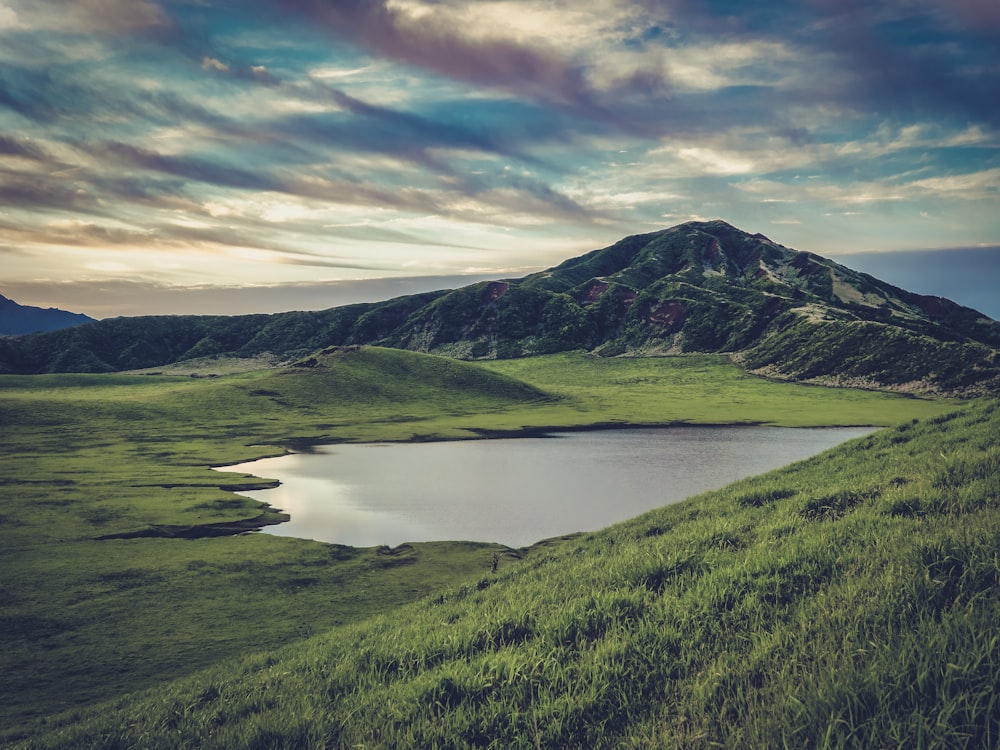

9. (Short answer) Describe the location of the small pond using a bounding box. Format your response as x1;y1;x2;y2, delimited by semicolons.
219;426;874;548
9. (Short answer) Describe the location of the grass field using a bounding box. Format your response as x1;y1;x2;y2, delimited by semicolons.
0;347;967;741
478;351;950;428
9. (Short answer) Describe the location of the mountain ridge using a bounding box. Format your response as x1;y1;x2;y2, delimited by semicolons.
0;293;96;336
2;220;998;395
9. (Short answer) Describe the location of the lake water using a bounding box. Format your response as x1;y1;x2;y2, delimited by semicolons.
219;426;874;548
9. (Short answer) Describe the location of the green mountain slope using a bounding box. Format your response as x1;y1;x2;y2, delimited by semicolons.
10;400;999;748
382;221;1000;392
2;221;998;394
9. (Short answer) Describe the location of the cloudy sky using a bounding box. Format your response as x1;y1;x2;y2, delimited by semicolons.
2;0;999;319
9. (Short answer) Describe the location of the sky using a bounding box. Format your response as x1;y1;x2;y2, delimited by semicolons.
1;0;999;320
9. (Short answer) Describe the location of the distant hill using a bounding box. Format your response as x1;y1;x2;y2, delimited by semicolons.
2;221;999;395
0;294;96;336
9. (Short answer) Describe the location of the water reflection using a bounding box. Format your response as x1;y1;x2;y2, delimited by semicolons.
219;426;873;548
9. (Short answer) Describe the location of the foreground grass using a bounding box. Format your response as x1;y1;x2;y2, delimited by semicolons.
0;347;960;735
7;399;999;748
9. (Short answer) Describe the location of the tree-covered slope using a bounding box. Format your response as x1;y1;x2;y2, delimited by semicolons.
0;293;442;375
3;221;998;394
10;400;999;748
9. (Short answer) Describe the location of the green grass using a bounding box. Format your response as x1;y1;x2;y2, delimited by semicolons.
6;398;998;748
0;348;549;725
0;346;966;741
478;351;951;427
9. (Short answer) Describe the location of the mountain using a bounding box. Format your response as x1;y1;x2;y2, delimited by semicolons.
2;220;998;395
0;294;96;336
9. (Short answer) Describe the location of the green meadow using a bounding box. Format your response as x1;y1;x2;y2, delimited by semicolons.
0;347;976;745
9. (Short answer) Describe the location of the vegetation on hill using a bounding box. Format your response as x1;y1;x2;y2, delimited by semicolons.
0;348;956;738
2;221;998;395
6;390;998;748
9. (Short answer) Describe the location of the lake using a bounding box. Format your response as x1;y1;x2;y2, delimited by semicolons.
219;426;874;548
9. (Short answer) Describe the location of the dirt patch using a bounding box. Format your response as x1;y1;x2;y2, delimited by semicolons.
482;281;509;303
94;513;288;541
580;280;610;305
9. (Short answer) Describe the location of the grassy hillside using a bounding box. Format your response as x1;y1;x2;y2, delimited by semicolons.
0;347;551;726
7;399;998;748
4;221;999;396
0;347;965;739
477;351;950;427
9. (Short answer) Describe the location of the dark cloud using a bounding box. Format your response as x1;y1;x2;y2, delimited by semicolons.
321;86;531;162
0;135;48;161
816;3;1000;129
645;0;1000;131
72;0;171;34
90;142;279;192
272;0;673;127
281;0;591;99
0;169;101;214
14;0;174;36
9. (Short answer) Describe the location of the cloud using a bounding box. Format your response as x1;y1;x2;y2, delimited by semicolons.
281;0;593;100
628;0;1000;132
76;0;170;34
0;169;102;214
0;64;248;133
908;0;1000;34
279;86;535;168
201;57;230;73
0;133;47;160
0;3;20;29
90;142;279;192
201;56;281;86
5;0;170;35
822;5;1000;128
274;0;672;128
906;168;1000;199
